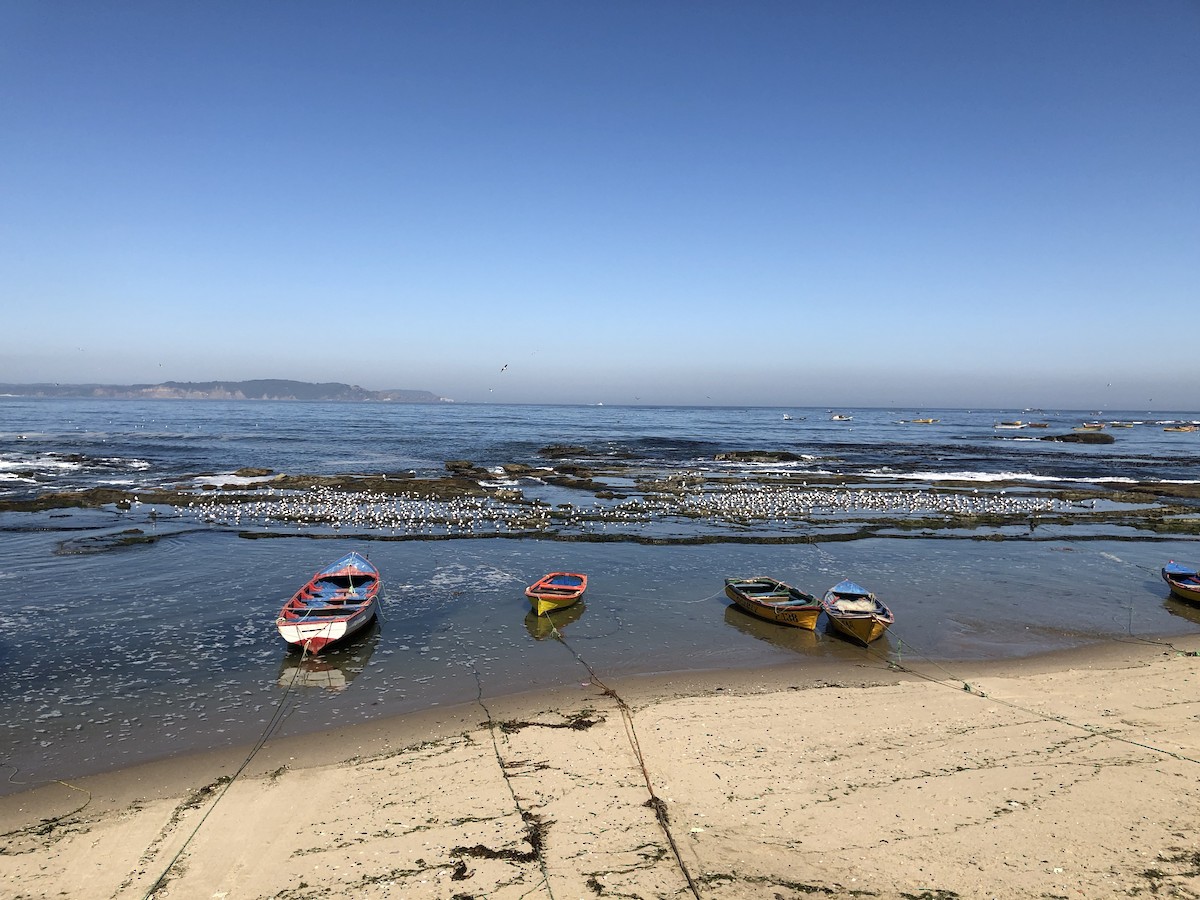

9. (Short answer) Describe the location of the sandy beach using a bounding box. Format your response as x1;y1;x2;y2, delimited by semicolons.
3;635;1198;900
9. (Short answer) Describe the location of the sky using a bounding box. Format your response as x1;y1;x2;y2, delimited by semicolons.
2;1;1197;409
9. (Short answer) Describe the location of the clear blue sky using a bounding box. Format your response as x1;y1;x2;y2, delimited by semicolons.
3;1;1197;409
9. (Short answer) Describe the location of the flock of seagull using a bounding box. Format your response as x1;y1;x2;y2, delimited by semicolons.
178;474;1078;537
680;482;1072;521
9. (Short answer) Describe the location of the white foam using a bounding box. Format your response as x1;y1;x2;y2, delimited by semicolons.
193;474;277;486
867;470;1062;484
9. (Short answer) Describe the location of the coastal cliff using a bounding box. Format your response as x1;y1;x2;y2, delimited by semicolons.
0;380;447;402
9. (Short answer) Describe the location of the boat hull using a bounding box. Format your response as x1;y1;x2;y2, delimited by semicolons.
824;613;889;645
724;577;821;630
277;551;381;653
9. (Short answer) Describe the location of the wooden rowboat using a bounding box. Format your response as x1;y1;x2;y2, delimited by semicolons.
276;551;380;653
723;576;822;630
822;579;894;645
526;572;587;616
1162;562;1200;604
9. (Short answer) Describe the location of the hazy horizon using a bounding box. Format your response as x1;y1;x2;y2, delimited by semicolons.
1;377;1195;414
4;3;1196;410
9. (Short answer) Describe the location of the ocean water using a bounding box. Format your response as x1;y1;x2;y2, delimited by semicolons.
3;400;1200;494
1;399;1198;792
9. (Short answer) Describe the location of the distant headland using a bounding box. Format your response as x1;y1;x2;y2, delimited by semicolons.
0;380;448;402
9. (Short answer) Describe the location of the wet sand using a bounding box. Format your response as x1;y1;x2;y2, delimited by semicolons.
3;635;1199;899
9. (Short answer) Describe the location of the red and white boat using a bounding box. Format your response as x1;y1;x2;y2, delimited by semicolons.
276;552;380;653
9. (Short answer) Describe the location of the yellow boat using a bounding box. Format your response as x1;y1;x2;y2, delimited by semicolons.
1163;563;1200;604
822;580;894;645
724;576;822;630
525;572;587;616
1164;425;1198;433
911;418;939;424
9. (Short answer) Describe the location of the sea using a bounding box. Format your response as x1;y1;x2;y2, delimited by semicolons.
2;398;1199;793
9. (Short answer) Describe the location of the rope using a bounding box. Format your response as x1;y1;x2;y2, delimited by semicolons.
0;778;92;842
470;668;557;900
139;643;312;899
880;629;1200;767
545;615;703;900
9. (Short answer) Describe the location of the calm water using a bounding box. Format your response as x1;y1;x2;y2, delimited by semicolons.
1;399;1198;792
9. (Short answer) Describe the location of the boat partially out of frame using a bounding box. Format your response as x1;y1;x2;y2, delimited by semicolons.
525;572;588;616
276;551;381;653
822;579;894;645
723;576;822;630
1162;562;1200;604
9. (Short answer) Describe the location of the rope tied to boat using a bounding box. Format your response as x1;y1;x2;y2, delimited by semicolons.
139;642;314;899
468;666;558;900
880;628;1200;768
544;615;704;900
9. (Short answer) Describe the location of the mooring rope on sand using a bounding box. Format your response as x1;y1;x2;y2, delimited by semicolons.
544;615;704;900
139;643;313;899
469;667;558;900
879;628;1200;768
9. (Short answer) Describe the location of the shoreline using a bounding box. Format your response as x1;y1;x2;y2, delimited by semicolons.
1;631;1189;803
4;635;1198;898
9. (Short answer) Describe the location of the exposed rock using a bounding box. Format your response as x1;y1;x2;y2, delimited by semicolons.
714;450;803;462
538;445;588;459
502;463;539;476
553;463;593;478
1040;432;1116;444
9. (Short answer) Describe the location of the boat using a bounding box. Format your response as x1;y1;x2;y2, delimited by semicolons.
525;572;587;616
276;551;381;653
911;418;939;424
1075;422;1105;431
821;579;894;645
1162;562;1200;604
723;576;822;630
831;414;852;421
994;421;1027;430
1164;425;1198;433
